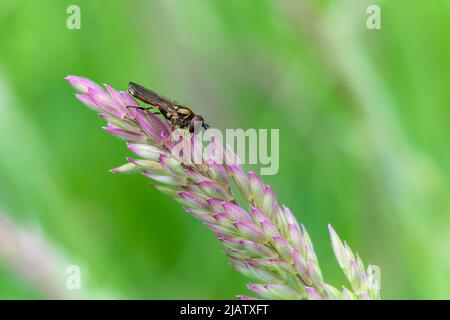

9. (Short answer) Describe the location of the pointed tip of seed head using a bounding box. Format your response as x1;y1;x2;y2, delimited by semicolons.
328;224;336;235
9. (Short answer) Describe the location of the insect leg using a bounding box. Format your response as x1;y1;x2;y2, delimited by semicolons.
166;125;177;143
159;109;172;121
126;105;161;115
126;105;150;111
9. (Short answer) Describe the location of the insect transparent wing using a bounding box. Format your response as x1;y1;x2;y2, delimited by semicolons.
128;82;178;114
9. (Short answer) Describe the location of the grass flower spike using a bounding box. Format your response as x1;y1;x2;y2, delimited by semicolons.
67;75;380;300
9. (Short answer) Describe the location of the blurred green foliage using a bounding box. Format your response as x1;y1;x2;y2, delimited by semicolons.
0;0;449;299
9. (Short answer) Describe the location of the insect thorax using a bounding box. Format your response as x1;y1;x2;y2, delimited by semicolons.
176;105;195;119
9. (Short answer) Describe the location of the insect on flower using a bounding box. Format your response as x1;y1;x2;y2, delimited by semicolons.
127;82;209;133
67;75;381;300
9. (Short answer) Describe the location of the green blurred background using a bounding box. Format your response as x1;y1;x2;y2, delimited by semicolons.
0;0;449;299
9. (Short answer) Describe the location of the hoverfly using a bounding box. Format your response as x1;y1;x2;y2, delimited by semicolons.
127;82;209;133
